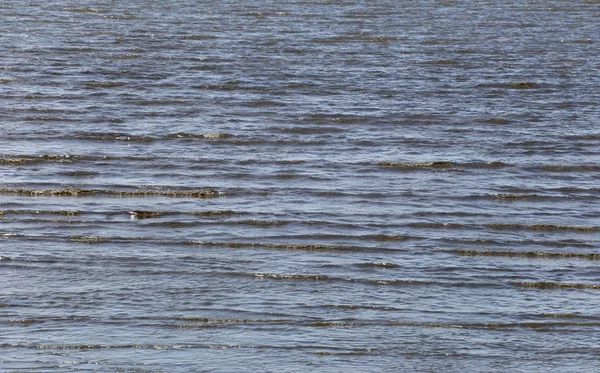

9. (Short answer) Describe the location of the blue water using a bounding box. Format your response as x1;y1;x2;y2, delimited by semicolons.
1;1;600;372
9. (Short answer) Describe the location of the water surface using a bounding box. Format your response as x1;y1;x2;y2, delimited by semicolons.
1;1;600;372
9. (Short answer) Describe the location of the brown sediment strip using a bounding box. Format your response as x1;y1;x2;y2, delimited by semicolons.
177;317;290;324
164;132;231;139
457;249;600;260
379;161;454;169
308;320;600;329
70;235;107;243
129;210;164;219
203;241;398;253
485;223;596;231
0;187;220;198
493;193;540;199
353;262;398;268
512;281;600;290
251;273;330;280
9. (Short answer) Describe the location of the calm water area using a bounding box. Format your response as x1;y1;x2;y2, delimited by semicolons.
1;0;600;372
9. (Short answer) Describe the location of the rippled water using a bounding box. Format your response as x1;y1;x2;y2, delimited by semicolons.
1;1;600;372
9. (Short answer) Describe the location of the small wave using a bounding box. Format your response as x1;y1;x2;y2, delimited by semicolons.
187;210;246;217
0;187;220;198
416;59;460;65
242;272;479;288
535;164;600;172
512;281;600;290
129;210;164;219
23;115;79;122
457;249;600;260
308;320;600;329
181;34;218;40
409;222;466;229
242;99;286;107
476;117;511;125
58;170;99;177
485;223;597;232
74;132;155;142
493;193;541;200
379;161;454;169
176;317;290;324
0;256;57;263
62;7;108;13
320;304;403;311
563;134;600;141
164;132;232;139
83;81;126;88
251;273;330;280
477;81;538;89
201;241;392;252
353;262;398;268
296;113;371;124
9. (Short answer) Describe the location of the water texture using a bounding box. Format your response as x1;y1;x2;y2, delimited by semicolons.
1;0;600;372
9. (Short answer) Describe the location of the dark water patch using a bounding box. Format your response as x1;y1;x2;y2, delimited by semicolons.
408;222;467;230
533;164;600;172
477;81;539;90
0;154;86;165
83;81;126;88
458;161;512;169
513;282;600;290
492;193;542;200
0;187;220;198
0;256;58;263
238;219;292;227
540;313;600;320
379;161;454;170
74;132;156;142
475;118;511;125
112;53;142;59
308;320;600;330
129;210;164;219
23;116;79;122
176;317;290;324
202;241;397;253
422;38;460;45
457;249;600;261
296;113;373;124
353;262;398;269
563;133;600;141
485;223;597;232
310;35;400;44
236;159;307;166
131;99;191;106
181;34;218;40
70;235;107;243
445;237;595;249
26;343;372;352
415;59;460;65
266;125;344;134
187;210;247;217
58;170;99;177
360;234;416;242
164;132;233;140
245;272;500;289
242;99;286;107
184;64;223;71
0;157;40;166
62;7;108;13
4;233;397;254
319;304;404;311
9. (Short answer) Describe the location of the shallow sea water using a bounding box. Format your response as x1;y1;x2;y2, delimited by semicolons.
1;1;600;372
